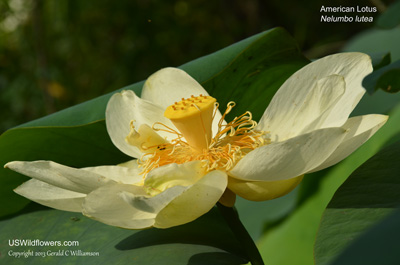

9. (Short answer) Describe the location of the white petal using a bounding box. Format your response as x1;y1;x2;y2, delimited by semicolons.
259;75;345;140
15;179;85;212
228;175;303;201
126;123;168;152
82;163;143;185
309;114;388;172
154;170;227;228
83;170;227;229
118;159;139;168
141;68;209;108
5;161;115;194
141;67;224;138
229;128;347;181
144;161;206;195
82;183;153;229
106;90;177;158
258;53;372;140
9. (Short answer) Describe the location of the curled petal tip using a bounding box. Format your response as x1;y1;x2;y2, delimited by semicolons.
4;161;15;169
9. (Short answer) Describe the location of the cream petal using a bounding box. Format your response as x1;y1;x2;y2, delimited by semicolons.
258;53;372;140
82;163;143;185
154;170;228;228
258;75;345;140
84;170;227;229
82;183;154;229
228;175;303;201
14;179;85;212
144;161;206;196
125;170;227;229
126;123;168;153
141;67;209;108
106;90;177;158
118;159;139;168
309;114;388;172
5;160;115;194
141;67;224;138
229;128;347;181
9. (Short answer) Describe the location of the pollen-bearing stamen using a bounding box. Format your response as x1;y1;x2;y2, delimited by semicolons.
132;95;269;176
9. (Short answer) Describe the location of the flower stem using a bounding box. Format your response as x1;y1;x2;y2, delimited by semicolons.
217;203;264;265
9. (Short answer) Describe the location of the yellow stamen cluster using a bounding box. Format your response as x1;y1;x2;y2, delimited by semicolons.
136;95;269;176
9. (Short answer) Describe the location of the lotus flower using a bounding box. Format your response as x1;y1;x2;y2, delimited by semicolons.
5;52;388;229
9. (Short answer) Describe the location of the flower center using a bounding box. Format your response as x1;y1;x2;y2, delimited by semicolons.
130;95;269;176
164;95;216;152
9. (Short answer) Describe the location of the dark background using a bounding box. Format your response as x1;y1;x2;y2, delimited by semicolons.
0;0;395;133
